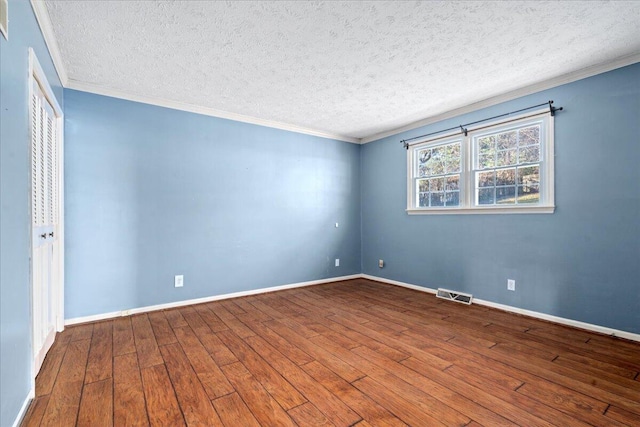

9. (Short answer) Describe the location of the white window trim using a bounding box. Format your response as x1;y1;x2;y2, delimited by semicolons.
407;109;555;215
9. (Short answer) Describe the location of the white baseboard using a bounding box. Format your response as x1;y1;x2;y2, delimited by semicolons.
12;388;35;427
65;310;123;325
362;274;640;343
64;272;640;343
471;298;640;342
65;274;361;325
360;274;438;294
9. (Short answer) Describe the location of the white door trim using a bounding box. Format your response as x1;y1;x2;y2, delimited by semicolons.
28;48;64;386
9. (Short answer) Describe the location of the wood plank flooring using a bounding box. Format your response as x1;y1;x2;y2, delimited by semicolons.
22;279;640;426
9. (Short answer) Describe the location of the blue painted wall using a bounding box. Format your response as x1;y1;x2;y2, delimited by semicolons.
0;1;63;425
64;89;361;319
361;63;640;334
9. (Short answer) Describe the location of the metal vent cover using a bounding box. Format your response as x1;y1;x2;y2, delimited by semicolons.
436;288;473;305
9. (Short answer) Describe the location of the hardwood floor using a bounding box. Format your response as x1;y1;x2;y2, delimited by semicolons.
22;279;640;426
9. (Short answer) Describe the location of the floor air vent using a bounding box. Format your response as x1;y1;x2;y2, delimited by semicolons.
436;288;473;305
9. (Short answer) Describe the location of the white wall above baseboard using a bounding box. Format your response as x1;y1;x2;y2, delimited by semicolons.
65;274;362;326
361;274;640;343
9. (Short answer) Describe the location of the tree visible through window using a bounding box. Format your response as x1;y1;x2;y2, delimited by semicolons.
416;140;461;207
474;124;541;205
407;112;554;214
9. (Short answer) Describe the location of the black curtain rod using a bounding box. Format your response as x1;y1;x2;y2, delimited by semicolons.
401;100;563;149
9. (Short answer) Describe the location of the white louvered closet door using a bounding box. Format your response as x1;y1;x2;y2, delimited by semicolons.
31;78;59;375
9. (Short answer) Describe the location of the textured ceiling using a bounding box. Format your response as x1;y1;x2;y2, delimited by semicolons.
44;1;640;141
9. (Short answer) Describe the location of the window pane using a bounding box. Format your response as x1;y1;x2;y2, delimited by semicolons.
518;184;540;203
430;160;445;175
418;179;429;207
417;141;461;180
478;136;495;153
430;177;445;192
472;119;547;208
414;140;463;209
497;149;517;166
445;143;461;173
445;191;460;206
519;125;540;146
477;171;495;187
519;145;540;163
479;153;495;169
496;186;516;204
418;149;432;176
418;149;431;163
478;136;496;169
497;131;517;150
478;188;494;205
446;175;459;191
430;192;445;207
430;147;445;174
518;165;539;185
496;168;516;186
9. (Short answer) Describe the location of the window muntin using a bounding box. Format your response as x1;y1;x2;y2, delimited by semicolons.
407;112;554;214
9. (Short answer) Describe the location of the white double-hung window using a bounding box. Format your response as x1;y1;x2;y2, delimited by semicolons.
407;110;554;214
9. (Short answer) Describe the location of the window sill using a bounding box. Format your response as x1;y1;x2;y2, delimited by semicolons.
406;205;555;215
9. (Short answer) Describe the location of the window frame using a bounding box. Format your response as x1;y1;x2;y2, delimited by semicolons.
407;109;555;215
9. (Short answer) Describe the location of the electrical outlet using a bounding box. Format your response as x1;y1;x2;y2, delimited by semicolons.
175;275;184;288
335;259;340;267
507;279;515;291
378;259;384;268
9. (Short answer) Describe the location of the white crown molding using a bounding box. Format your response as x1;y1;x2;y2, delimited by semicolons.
28;0;638;147
361;274;640;342
360;53;640;144
30;0;68;86
11;388;35;427
65;274;362;325
65;79;361;144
